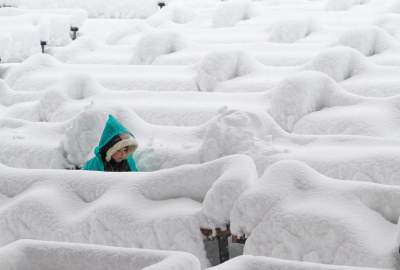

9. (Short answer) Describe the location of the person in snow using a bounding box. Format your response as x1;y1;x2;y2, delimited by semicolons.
83;114;138;172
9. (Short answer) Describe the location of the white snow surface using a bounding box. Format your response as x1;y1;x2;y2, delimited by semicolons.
0;239;201;270
209;256;389;270
230;160;400;268
0;7;88;60
1;0;400;269
0;154;256;268
1;79;400;186
7;46;400;95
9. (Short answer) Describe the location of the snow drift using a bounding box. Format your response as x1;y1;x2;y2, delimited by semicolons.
4;54;60;89
130;31;187;65
0;79;40;106
59;105;400;186
212;0;252;28
0;24;40;61
303;46;368;82
4;54;198;92
105;20;153;45
268;71;360;132
0;239;201;270
336;26;396;57
147;2;198;26
196;50;261;91
267;17;317;43
0;154;257;268
230;160;400;269
209;256;388;270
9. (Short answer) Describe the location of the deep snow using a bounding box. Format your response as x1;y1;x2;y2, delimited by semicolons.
1;0;400;269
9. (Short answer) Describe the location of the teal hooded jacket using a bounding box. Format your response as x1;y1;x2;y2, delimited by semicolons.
83;115;138;172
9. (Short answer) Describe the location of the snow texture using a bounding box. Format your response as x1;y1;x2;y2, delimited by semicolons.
0;154;256;268
130;31;187;65
268;71;360;132
0;239;201;270
1;73;400;186
105;20;153;45
209;256;388;270
230;160;400;268
0;79;40;106
1;0;400;268
147;2;198;26
196;50;261;91
324;0;367;11
212;0;252;28
267;17;317;43
303;47;368;82
0;7;88;49
0;23;40;61
335;26;396;57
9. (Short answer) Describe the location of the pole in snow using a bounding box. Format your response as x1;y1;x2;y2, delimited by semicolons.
158;2;166;9
40;41;47;54
70;26;79;40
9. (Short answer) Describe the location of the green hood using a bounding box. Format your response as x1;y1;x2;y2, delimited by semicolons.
94;114;133;156
83;114;138;172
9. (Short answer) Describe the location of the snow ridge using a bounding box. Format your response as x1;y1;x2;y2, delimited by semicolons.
231;160;400;269
0;154;257;268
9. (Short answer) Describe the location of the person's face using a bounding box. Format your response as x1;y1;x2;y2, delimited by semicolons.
111;146;131;163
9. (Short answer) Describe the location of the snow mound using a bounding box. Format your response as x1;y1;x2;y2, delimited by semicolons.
40;16;71;46
293;103;400;137
0;154;256;267
0;239;201;270
324;0;367;11
196;50;261;92
5;54;61;88
147;2;198;26
50;36;101;62
105;19;153;45
198;108;286;166
210;255;386;270
61;105;284;173
38;74;104;122
0;79;39;106
212;0;252;28
268;71;361;132
267;17;317;43
0;25;40;61
303;47;368;82
0;11;73;46
374;14;400;40
0;118;68;168
336;26;396;56
230;160;400;268
130;31;187;64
